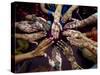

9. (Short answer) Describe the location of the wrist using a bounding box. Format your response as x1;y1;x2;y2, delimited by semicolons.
25;52;34;59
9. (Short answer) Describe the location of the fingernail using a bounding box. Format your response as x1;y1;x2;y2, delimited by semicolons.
67;37;70;40
52;41;54;43
49;37;54;40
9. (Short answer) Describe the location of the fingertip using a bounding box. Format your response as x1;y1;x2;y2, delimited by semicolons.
67;37;70;40
44;53;47;57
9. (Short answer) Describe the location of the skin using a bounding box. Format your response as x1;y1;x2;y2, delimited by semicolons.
15;21;38;33
56;40;82;69
51;5;62;39
64;13;97;29
83;27;97;41
63;30;97;47
62;30;97;62
48;46;62;70
15;37;54;64
61;5;78;23
15;16;50;33
40;4;55;17
15;31;47;44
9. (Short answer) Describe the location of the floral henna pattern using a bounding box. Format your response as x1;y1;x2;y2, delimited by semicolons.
15;31;47;44
56;40;82;69
48;46;62;70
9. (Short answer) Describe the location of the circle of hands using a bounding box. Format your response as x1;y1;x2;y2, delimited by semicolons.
15;13;97;70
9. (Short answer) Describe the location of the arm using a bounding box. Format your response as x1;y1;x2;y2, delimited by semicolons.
61;5;78;23
15;37;54;64
15;31;46;44
66;5;78;13
51;5;62;39
40;4;54;16
63;30;97;55
56;40;82;69
64;13;97;29
54;5;62;22
15;52;34;64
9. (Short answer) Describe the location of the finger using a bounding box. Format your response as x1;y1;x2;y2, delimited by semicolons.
36;38;48;49
40;41;54;51
58;23;62;31
71;18;79;21
62;30;71;37
60;40;67;46
56;42;65;50
69;24;73;29
30;41;38;45
58;40;65;48
67;37;82;46
35;31;47;39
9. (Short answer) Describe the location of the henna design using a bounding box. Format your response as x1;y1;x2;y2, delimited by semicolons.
15;31;47;44
64;13;97;29
56;40;82;69
48;46;62;70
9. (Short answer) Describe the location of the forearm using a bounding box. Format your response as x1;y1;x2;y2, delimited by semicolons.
15;52;33;64
15;34;28;40
81;34;97;47
78;13;97;28
81;47;97;63
54;5;62;22
40;4;53;14
68;5;78;12
79;33;97;55
82;41;97;56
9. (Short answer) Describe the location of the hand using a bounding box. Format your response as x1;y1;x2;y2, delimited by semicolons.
64;18;81;29
56;40;73;57
31;37;54;57
63;30;82;38
25;14;36;21
63;30;88;47
15;31;47;44
15;37;54;63
48;46;62;70
51;22;62;39
56;40;82;69
15;21;38;33
36;17;50;31
63;30;97;55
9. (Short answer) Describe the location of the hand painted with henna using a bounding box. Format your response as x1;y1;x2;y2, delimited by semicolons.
63;18;81;29
48;46;62;70
51;22;62;39
51;5;62;39
56;40;82;69
15;21;38;33
63;30;97;56
25;14;50;31
64;13;97;29
15;17;50;33
15;31;47;44
63;29;83;39
63;30;97;46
